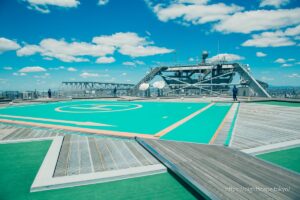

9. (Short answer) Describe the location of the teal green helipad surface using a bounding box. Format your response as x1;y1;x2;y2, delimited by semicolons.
0;100;231;144
0;141;197;200
257;147;300;173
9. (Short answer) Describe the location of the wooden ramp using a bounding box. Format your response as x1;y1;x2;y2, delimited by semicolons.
137;139;300;200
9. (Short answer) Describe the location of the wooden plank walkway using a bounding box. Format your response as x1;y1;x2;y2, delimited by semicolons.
211;103;239;145
54;134;160;177
0;123;63;140
230;103;300;150
138;139;300;200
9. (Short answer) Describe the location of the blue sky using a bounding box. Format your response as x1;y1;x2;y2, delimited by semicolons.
0;0;300;90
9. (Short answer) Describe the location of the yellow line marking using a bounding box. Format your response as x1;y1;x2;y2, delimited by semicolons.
209;103;234;144
154;103;215;138
0;114;112;127
0;119;156;139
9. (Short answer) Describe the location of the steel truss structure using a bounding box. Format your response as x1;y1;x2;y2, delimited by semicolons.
132;62;271;98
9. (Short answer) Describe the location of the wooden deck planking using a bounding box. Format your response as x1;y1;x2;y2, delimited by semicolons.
231;103;300;150
138;139;300;200
212;103;239;145
53;135;160;177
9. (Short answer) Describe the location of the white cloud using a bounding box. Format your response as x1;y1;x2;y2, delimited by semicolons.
242;24;300;47
275;58;286;63
282;63;292;67
242;31;296;47
122;60;145;66
121;72;127;76
208;53;244;62
49;66;65;70
123;61;136;66
188;57;195;61
3;66;13;70
67;67;77;71
150;1;243;25
13;72;27;76
261;76;274;81
134;60;145;65
259;0;290;8
214;8;300;34
80;72;99;78
34;73;50;79
93;32;173;57
17;32;173;62
25;0;80;13
0;37;20;53
288;73;300;78
287;58;295;62
93;32;148;47
98;0;109;6
119;45;173;57
17;38;114;62
256;52;267;57
16;45;42;56
18;66;47;73
96;56;115;64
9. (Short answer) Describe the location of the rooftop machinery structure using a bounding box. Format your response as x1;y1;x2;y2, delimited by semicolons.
131;52;271;98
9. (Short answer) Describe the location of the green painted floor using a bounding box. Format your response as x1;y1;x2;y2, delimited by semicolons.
0;101;208;135
256;101;300;107
0;141;197;200
257;147;300;173
162;103;231;143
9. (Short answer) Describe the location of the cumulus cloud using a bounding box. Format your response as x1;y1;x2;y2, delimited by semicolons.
242;25;300;47
13;72;27;76
275;58;286;63
259;0;290;8
34;73;50;79
18;66;47;73
25;0;80;13
123;61;136;66
98;0;109;6
288;73;300;78
17;38;114;62
274;58;295;64
3;66;13;70
214;8;300;34
80;72;99;78
67;67;77;71
123;60;145;66
119;45;173;57
256;52;267;57
149;0;243;25
0;37;20;53
261;76;274;81
208;53;244;62
282;63;292;67
17;32;173;62
96;56;115;64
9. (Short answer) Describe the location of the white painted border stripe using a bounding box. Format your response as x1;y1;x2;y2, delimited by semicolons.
31;136;64;189
0;137;56;144
31;164;166;192
241;139;300;155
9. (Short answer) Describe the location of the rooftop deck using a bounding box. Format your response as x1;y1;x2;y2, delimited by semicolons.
138;138;300;200
231;103;300;150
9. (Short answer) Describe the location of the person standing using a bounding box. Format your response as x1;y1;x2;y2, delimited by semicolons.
232;85;238;101
113;87;117;97
48;89;52;98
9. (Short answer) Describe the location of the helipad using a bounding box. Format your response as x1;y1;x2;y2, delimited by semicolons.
0;100;232;144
